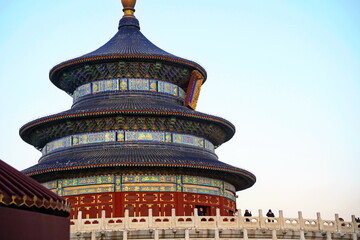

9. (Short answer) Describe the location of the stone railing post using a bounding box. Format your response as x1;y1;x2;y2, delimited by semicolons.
259;209;265;229
326;231;332;240
243;228;248;240
351;215;359;240
148;208;153;228
317;212;323;232
77;211;83;232
171;208;176;229
351;215;356;233
272;229;277;240
279;210;284;231
238;209;244;229
300;230;306;240
101;210;106;230
185;229;190;240
154;229;159;240
215;228;220;240
334;213;340;232
194;208;199;229
124;209;129;230
298;211;305;230
91;231;96;240
216;208;220;229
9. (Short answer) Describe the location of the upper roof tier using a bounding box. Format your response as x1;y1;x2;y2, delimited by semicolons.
49;2;207;94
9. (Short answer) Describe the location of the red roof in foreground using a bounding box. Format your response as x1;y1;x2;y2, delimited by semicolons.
0;159;70;216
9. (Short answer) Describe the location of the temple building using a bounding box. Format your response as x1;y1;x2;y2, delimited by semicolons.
0;159;70;240
19;0;255;219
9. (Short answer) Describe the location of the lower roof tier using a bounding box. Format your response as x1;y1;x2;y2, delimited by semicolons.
23;142;255;191
43;173;237;201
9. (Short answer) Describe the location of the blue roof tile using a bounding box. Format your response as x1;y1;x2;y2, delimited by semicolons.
23;142;255;191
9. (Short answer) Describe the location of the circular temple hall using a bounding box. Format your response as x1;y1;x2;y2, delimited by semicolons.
20;0;256;219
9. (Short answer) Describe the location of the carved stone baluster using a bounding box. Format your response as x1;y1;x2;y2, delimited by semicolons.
124;209;129;230
279;210;284;231
91;231;96;240
77;211;83;232
216;208;220;229
298;211;304;231
148;209;153;229
335;213;340;233
351;215;356;233
154;229;159;240
101;210;106;230
326;231;332;240
185;229;190;240
259;209;265;229
243;228;248;240
272;229;277;240
351;215;358;240
171;208;176;229
238;209;244;229
317;212;323;232
299;230;306;240
194;208;199;229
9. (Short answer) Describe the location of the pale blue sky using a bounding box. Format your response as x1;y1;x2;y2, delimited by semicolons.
0;1;359;220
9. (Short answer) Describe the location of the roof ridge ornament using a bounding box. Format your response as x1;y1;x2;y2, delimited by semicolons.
122;0;136;17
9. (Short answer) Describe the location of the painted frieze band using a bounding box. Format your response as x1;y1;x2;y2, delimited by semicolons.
183;184;220;196
224;182;236;193
122;183;177;192
73;78;186;102
42;174;236;201
42;130;215;155
224;190;236;201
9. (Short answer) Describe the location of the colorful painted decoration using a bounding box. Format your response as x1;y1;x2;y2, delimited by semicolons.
224;190;236;201
42;130;215;155
172;133;204;148
122;175;176;183
224;182;236;193
92;79;119;94
41;174;236;200
46;136;72;153
185;70;204;110
183;184;220;196
124;131;165;142
183;176;222;188
73;84;91;100
73;78;186;102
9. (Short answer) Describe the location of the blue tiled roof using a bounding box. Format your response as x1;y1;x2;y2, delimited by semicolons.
50;17;206;87
23;142;255;191
20;93;235;147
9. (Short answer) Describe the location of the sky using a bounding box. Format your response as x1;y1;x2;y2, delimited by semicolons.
0;0;359;221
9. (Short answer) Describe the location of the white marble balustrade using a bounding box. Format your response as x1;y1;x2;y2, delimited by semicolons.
70;208;360;240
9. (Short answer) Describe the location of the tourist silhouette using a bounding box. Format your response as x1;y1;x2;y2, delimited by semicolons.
266;209;275;222
244;209;252;222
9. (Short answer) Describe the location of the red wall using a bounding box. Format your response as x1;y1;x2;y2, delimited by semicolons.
0;206;69;240
64;192;235;219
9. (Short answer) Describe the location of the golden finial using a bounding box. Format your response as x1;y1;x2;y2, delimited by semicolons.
121;0;136;17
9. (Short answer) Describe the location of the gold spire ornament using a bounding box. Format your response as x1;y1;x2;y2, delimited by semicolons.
121;0;137;17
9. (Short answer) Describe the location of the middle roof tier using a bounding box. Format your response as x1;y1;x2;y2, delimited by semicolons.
20;91;235;149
